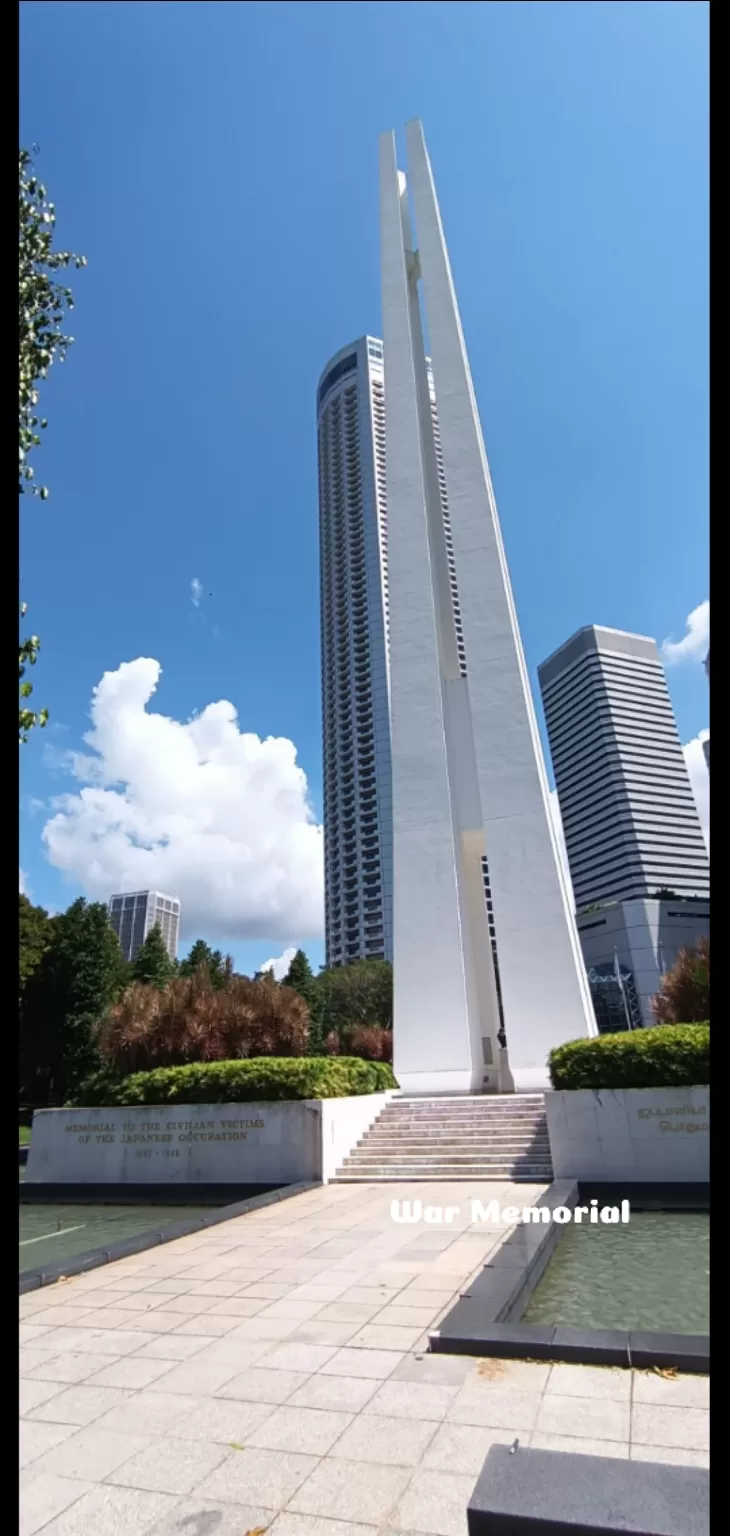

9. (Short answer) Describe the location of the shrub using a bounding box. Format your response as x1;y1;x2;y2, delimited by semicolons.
342;1025;393;1063
97;970;309;1072
549;1024;709;1091
652;937;709;1024
70;1055;398;1106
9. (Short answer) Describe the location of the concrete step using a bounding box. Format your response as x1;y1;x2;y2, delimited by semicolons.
335;1171;553;1182
332;1091;553;1184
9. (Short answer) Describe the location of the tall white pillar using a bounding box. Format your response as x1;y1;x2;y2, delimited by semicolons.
381;122;596;1089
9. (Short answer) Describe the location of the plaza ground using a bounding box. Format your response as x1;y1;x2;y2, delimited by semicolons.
20;1180;709;1536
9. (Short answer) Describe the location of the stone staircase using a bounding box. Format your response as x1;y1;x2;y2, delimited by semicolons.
334;1093;553;1182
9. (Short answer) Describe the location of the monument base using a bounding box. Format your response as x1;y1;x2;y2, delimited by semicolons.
394;1068;484;1095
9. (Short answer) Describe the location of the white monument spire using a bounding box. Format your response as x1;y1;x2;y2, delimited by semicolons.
380;122;596;1093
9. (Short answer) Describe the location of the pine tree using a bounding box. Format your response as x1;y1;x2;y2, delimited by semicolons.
179;939;225;987
132;924;175;989
283;949;323;1055
21;898;128;1102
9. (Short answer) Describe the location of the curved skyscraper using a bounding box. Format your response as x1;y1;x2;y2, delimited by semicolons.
317;338;392;968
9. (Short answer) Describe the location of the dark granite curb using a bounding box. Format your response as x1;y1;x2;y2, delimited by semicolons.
19;1180;319;1293
431;1181;710;1374
467;1443;709;1536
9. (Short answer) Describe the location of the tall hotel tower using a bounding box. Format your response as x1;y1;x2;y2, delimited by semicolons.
317;338;392;968
538;626;710;909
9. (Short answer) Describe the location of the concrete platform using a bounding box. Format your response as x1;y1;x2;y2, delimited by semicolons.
19;1181;709;1535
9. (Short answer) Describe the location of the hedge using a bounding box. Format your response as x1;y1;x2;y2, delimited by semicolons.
69;1056;398;1107
548;1024;709;1091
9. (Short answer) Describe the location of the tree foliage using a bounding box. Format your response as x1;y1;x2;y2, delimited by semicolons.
282;949;325;1054
19;147;86;741
131;924;175;990
316;960;393;1040
652;936;709;1026
179;939;228;988
19;893;56;998
20;898;127;1103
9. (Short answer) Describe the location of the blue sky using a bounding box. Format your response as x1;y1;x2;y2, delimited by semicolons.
19;0;709;974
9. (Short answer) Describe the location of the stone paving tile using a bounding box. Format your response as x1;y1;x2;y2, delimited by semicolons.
35;1326;159;1358
107;1436;229;1495
373;1305;444;1329
631;1402;709;1450
632;1370;710;1409
19;1471;93;1536
630;1443;709;1468
33;1484;178;1536
536;1393;629;1442
468;1359;551;1391
85;1357;177;1390
331;1413;440;1467
261;1341;339;1373
225;1316;298;1342
391;1354;473;1387
269;1515;378;1536
216;1365;310;1404
530;1431;628;1459
544;1363;631;1401
20;1377;67;1413
19;1322;53;1344
31;1425;150;1481
135;1356;244;1396
248;1403;354;1455
131;1333;212;1362
20;1345;64;1375
146;1496;279;1535
422;1421;517;1474
94;1391;200;1438
388;1467;477;1535
287;1373;380;1413
20;1420;77;1470
21;1305;94;1329
196;1446;319;1507
321;1347;404;1380
167;1394;276;1444
447;1384;541;1432
27;1384;133;1427
288;1457;411;1523
364;1380;458;1421
348;1324;424;1351
22;1351;115;1385
287;1320;361;1346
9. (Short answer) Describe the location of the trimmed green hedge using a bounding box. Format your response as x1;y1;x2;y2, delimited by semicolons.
69;1056;397;1107
549;1024;709;1091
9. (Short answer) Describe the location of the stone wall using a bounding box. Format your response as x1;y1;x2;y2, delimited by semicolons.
546;1086;709;1182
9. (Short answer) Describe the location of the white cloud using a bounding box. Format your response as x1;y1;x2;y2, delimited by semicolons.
259;947;297;981
41;658;324;943
19;868;28;897
683;730;710;851
661;600;709;665
190;578;203;608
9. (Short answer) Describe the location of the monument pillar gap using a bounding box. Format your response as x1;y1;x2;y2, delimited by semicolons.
381;122;597;1091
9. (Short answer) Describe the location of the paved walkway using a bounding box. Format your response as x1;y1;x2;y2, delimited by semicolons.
20;1181;709;1536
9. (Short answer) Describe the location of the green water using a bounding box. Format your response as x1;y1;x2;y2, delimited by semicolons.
523;1212;709;1334
19;1203;219;1273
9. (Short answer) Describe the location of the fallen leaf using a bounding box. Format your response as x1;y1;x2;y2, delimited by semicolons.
244;1528;268;1536
229;1442;245;1451
477;1359;506;1381
652;1367;678;1380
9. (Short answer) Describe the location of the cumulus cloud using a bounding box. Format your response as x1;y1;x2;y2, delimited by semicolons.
259;947;297;981
684;730;710;850
41;658;324;943
19;868;28;897
661;600;709;665
190;578;203;608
